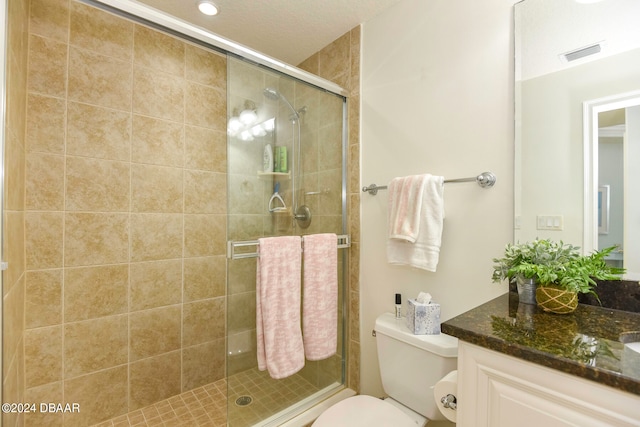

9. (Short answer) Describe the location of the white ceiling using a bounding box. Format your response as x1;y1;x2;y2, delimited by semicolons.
516;0;640;81
132;0;404;65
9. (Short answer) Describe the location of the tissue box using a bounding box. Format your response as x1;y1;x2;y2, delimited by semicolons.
405;299;441;335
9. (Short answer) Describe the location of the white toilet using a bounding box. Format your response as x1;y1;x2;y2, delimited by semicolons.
313;312;458;426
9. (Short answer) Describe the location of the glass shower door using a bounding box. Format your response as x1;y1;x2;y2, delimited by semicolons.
226;57;347;426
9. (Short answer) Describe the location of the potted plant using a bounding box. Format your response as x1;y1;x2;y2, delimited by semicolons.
492;239;624;313
492;239;581;305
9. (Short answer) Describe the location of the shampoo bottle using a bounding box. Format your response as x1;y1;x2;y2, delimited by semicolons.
263;144;274;172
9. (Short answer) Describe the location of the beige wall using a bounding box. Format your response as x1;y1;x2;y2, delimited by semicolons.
3;0;29;426
21;0;227;425
360;0;515;396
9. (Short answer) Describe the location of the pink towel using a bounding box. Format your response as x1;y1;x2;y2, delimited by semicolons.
302;233;338;361
256;236;305;379
388;175;429;242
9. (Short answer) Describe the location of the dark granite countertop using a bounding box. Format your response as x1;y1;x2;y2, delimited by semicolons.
442;292;640;396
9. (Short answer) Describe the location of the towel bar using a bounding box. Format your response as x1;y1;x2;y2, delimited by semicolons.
362;171;496;195
227;234;351;259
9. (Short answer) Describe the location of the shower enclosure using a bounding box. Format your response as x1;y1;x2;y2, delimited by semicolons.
226;58;348;426
1;0;351;425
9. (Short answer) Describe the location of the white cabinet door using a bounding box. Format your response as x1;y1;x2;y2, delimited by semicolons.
457;342;640;427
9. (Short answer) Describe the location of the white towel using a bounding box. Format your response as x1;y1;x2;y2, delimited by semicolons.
388;175;428;242
256;236;305;379
302;233;338;361
387;174;445;272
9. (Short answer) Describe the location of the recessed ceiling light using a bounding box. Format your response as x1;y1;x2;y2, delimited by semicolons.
198;0;219;16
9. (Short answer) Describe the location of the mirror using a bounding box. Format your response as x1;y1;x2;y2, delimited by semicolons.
514;0;640;279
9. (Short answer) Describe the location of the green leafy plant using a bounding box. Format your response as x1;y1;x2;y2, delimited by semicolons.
492;239;625;295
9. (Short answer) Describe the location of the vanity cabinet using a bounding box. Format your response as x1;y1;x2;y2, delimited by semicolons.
457;342;640;427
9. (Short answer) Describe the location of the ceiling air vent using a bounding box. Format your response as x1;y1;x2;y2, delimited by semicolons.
560;42;604;62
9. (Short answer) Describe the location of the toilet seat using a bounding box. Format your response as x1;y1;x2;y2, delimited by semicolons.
312;395;420;427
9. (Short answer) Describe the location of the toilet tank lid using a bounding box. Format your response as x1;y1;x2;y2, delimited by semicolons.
375;312;458;357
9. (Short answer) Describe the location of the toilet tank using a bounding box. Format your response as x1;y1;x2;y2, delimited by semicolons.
375;312;458;420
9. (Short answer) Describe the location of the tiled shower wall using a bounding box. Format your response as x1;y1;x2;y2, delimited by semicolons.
22;0;228;425
3;0;362;425
298;27;362;393
3;0;29;427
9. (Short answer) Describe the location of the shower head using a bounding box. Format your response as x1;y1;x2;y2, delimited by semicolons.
263;87;281;100
263;87;299;120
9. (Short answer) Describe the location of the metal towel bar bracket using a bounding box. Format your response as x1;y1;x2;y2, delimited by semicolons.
362;171;496;195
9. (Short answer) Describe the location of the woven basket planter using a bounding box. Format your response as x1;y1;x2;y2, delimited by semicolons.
536;286;578;314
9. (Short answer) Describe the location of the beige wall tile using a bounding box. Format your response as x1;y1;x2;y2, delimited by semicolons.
65;157;130;211
130;305;181;361
68;47;132;111
25;269;62;328
184;170;225;214
69;1;133;61
227;257;256;295
131;164;183;213
133;25;184;77
318;123;342;172
64;265;129;322
66;101;132;161
133;67;184;122
183;256;225;302
3;275;25;379
185;45;226;87
24;381;64;427
182;297;225;346
3;211;25;293
24;325;62;388
63;366;128;427
226;214;262;242
227;291;256;333
184;214;225;257
184;126;226;173
26;152;65;211
182;339;225;391
27;35;67;97
185;82;226;130
227;174;262;215
26;93;66;154
130;260;182;311
29;0;69;42
64;315;128;378
64;213;129;266
5;134;26;212
130;213;183;262
129;352;181;410
25;211;63;270
132;115;184;167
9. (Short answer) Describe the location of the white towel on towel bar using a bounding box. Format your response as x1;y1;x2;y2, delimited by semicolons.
387;174;445;272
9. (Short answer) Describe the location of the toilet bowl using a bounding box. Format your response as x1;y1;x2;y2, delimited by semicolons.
312;312;458;426
312;395;423;427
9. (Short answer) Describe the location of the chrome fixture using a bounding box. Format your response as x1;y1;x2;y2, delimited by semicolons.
264;87;311;228
362;171;497;195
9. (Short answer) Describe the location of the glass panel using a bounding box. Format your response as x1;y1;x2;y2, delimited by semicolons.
226;57;346;426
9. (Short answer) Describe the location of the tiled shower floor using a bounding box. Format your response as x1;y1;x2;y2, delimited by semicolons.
93;368;320;427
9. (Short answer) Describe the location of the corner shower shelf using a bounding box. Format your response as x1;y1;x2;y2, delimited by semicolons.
257;171;291;180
